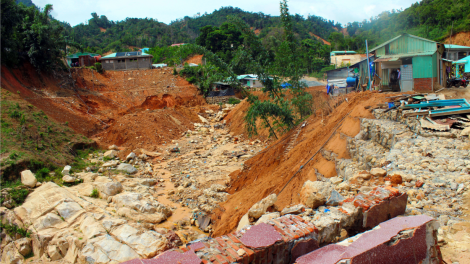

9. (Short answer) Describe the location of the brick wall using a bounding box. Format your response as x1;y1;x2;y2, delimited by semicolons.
414;77;437;92
296;215;442;264
121;186;418;264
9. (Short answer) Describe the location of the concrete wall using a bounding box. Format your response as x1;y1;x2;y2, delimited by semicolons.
330;54;363;68
100;57;152;71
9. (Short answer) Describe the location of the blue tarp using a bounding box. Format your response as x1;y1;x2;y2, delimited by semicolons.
281;82;292;88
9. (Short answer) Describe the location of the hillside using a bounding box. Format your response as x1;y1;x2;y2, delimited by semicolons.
0;85;92;181
339;0;470;51
15;0;34;7
65;6;338;54
66;0;469;55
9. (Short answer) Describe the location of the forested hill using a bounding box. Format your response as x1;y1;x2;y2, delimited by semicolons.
336;0;470;51
64;6;339;55
16;0;35;7
62;0;469;55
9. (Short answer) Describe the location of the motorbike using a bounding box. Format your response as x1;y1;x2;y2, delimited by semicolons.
446;76;468;88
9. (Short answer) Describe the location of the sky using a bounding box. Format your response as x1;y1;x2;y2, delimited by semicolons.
32;0;419;27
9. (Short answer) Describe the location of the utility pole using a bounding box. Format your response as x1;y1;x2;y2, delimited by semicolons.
366;40;371;90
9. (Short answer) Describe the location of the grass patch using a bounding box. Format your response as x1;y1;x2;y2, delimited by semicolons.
90;188;99;198
228;98;241;105
0;223;31;238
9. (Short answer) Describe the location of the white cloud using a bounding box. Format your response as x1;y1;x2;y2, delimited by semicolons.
32;0;418;27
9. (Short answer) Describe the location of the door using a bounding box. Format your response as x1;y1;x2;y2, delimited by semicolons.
400;64;413;92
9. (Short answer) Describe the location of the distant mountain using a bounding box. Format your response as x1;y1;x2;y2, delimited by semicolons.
64;0;470;54
16;0;35;7
64;7;339;54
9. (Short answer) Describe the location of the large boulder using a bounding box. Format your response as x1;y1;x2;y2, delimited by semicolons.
198;115;209;124
80;215;107;240
116;163;137;174
14;238;32;257
97;182;123;199
76;172;98;183
255;212;280;225
80;235;140;264
62;175;76;183
111;224;167;258
20;170;37;188
237;214;250;231
126;152;136;161
1;242;24;264
61;165;71;176
300;180;333;209
103;150;118;159
247;194;277;219
370;168;387;177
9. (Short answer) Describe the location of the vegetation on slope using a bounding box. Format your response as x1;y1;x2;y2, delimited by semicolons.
0;88;94;182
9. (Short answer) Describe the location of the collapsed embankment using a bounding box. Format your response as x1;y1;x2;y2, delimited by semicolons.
212;91;390;236
1;64;211;151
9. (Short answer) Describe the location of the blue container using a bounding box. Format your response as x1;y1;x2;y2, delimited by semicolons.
346;77;357;87
388;102;395;108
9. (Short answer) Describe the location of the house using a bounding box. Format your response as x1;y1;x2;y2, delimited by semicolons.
238;74;263;88
453;56;470;75
370;33;445;92
330;51;365;68
66;52;99;67
350;56;375;90
443;44;470;61
171;43;186;47
99;51;153;71
325;67;354;88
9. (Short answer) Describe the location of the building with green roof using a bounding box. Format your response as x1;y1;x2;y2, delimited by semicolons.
66;52;99;67
370;33;445;92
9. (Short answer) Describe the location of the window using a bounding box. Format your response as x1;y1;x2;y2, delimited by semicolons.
110;60;114;63
458;52;468;60
385;44;390;55
253;80;256;85
105;60;109;63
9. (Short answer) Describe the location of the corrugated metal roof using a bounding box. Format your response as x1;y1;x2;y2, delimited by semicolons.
330;51;357;56
376;51;435;60
101;53;117;58
444;44;470;49
370;33;436;53
66;52;99;59
101;51;152;59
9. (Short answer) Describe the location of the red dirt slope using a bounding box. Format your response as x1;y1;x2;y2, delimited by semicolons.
1;64;208;149
212;91;389;237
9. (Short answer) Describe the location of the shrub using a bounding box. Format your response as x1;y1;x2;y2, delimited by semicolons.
90;188;99;198
95;62;104;73
173;67;177;75
186;76;196;84
103;156;112;161
9;110;23;119
35;167;50;180
228;98;241;104
0;223;31;238
7;188;29;207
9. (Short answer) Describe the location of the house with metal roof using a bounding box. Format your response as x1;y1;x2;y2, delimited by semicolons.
370;33;445;92
66;52;99;67
99;51;153;71
237;74;263;88
443;44;470;61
